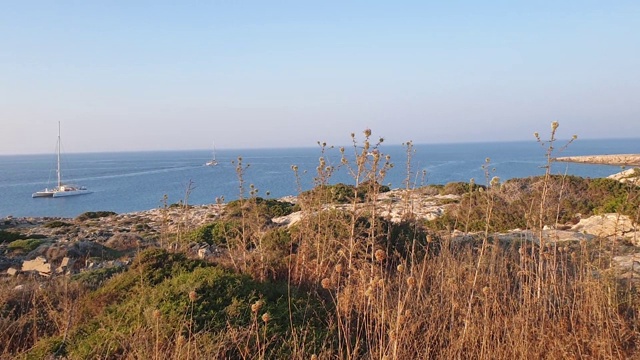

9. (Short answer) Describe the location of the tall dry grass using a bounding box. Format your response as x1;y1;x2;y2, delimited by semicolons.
1;123;639;359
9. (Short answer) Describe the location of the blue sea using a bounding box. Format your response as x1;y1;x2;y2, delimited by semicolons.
1;139;638;218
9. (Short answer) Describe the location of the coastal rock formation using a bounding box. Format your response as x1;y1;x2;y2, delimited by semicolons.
553;154;640;167
608;168;640;184
571;213;640;245
21;256;51;276
553;154;640;184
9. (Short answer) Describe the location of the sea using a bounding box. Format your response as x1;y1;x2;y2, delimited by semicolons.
1;138;638;219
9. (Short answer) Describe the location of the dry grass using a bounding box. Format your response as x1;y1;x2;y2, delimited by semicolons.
2;124;639;359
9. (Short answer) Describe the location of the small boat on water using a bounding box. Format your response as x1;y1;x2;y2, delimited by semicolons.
205;141;218;166
32;122;92;198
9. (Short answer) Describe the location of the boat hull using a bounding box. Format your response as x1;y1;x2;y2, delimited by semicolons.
32;190;55;198
52;189;92;197
33;185;92;198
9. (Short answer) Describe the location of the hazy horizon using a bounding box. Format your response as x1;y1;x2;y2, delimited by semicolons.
2;136;638;157
2;1;639;155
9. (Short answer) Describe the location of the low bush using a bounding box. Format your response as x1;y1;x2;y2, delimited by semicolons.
187;220;243;246
75;211;117;222
43;220;72;228
225;197;299;219
48;248;328;359
300;181;390;205
7;238;45;254
0;230;25;243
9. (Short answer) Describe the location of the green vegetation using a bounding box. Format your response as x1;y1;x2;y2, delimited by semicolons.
43;220;72;228
75;211;117;222
0;230;25;243
7;238;45;254
20;249;327;359
430;175;640;232
299;181;391;205
187;220;242;246
225;197;299;219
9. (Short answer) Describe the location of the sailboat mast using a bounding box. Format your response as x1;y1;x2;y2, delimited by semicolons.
57;121;61;187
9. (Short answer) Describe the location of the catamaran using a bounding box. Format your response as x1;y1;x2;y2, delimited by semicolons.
32;122;92;198
205;141;218;166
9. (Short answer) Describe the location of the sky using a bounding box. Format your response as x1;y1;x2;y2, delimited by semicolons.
1;1;639;155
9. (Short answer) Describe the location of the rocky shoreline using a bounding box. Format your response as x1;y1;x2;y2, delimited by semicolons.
2;168;640;283
554;154;640;167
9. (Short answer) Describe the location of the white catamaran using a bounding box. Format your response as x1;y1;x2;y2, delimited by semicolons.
205;141;218;166
32;122;92;198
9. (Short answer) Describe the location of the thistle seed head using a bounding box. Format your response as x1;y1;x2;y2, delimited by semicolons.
251;300;264;313
321;278;331;290
261;312;271;323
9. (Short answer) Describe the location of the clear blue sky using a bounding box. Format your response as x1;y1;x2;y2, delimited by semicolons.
1;1;638;154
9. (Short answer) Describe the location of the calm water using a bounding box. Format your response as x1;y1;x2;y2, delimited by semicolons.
1;139;637;218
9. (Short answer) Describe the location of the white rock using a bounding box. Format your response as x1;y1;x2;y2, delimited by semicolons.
21;256;51;276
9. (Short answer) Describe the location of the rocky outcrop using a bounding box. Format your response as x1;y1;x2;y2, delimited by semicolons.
553;154;640;167
608;168;640;185
105;233;145;251
613;253;640;284
571;213;640;245
21;256;51;276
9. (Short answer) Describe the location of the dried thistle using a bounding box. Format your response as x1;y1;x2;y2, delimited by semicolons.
261;312;271;323
251;300;264;313
321;278;331;290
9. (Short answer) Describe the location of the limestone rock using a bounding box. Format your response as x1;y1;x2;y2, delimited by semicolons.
571;214;640;245
197;247;210;259
554;154;640;167
22;256;51;276
612;253;640;284
272;212;303;227
608;168;640;185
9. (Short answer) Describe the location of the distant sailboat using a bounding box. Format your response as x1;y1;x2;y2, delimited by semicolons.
32;122;92;198
205;141;218;166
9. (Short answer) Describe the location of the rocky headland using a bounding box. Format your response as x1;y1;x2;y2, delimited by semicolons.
554;154;640;167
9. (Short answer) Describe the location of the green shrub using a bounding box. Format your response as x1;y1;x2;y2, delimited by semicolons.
23;336;65;359
188;220;243;246
43;220;72;228
429;175;640;232
259;227;295;279
441;181;485;196
0;230;25;243
8;238;45;253
300;181;395;206
62;249;328;359
72;266;126;290
225;197;299;219
75;211;117;222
